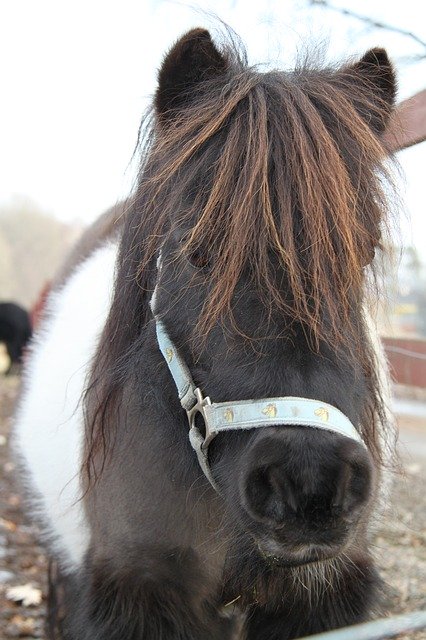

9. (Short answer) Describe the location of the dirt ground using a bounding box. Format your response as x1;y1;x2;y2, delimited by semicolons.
0;375;425;640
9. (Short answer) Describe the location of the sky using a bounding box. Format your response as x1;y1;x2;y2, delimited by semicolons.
0;0;425;253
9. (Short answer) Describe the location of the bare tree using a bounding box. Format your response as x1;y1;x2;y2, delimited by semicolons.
308;0;426;62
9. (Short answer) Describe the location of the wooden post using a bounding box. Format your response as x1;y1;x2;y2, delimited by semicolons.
383;89;426;153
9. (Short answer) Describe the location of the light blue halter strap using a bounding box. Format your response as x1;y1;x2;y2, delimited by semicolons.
155;319;365;490
156;320;197;411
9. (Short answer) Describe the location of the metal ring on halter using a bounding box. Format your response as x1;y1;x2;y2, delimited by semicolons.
186;389;220;489
186;388;215;448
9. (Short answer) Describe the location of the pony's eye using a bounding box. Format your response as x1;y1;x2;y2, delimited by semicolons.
188;248;210;270
179;234;210;270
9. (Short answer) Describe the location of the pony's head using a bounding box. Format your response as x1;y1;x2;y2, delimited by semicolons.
90;29;396;566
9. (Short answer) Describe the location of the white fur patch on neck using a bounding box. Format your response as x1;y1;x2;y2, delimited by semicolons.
13;242;118;573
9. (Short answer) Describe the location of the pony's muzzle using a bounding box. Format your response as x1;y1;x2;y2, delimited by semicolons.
240;427;373;555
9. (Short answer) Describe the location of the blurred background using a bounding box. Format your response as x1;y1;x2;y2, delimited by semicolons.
0;0;426;378
0;1;425;638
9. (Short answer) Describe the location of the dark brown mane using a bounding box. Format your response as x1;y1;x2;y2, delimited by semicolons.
85;36;396;485
135;52;394;347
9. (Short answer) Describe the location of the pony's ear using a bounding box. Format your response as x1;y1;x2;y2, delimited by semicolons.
348;48;397;133
155;28;228;121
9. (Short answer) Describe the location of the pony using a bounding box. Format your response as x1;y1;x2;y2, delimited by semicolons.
14;28;398;640
0;301;32;373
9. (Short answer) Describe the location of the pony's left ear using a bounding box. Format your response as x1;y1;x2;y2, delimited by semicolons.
155;28;228;122
348;48;397;133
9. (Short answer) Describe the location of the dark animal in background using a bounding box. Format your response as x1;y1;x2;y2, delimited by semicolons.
15;29;397;640
0;302;32;373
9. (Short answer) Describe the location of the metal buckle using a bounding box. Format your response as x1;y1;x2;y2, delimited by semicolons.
186;388;215;449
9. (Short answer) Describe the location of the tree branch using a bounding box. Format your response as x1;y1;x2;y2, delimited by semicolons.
309;0;426;55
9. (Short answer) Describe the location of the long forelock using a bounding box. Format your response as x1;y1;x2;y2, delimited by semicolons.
133;56;393;353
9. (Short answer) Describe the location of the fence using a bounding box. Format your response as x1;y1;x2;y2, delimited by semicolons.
382;337;426;389
301;610;426;640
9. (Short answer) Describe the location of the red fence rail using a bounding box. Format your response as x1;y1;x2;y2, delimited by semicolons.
382;337;426;389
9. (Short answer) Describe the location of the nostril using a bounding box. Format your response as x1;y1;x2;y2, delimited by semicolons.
244;465;298;524
241;433;374;530
245;467;274;522
333;442;373;514
268;466;299;513
333;461;354;510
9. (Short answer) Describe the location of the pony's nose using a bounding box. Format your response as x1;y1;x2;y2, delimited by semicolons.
241;429;373;528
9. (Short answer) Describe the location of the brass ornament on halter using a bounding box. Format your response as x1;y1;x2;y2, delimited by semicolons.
262;403;277;418
224;408;234;423
314;407;329;422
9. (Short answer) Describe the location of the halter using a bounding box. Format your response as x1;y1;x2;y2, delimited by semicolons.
155;319;365;491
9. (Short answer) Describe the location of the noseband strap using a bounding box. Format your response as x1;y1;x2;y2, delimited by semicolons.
155;319;365;491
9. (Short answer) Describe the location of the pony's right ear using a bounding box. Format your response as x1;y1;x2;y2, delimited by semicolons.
155;29;228;122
